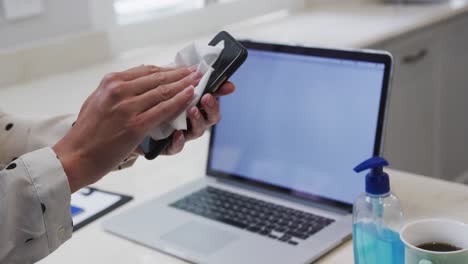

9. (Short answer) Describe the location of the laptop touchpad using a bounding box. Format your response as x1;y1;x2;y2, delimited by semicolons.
160;221;238;256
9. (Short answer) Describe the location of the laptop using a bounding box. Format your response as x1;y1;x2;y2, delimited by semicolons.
103;41;393;264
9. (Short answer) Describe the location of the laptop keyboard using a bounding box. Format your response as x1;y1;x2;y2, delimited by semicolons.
170;186;335;246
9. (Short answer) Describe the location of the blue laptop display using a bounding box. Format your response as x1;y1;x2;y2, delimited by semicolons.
209;45;387;205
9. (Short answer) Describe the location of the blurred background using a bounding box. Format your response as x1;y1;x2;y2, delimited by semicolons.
1;0;468;185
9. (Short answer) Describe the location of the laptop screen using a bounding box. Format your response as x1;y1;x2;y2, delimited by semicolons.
208;44;388;205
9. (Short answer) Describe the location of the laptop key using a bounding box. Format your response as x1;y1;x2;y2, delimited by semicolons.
287;231;310;240
275;226;288;233
308;228;322;236
259;229;270;236
288;222;300;230
247;225;261;232
218;217;248;229
268;234;279;239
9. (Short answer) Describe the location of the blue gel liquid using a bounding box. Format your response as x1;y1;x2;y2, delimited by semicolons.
353;222;405;264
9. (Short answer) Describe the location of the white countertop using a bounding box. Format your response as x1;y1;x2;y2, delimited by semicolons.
227;0;468;48
1;0;468;263
35;147;468;264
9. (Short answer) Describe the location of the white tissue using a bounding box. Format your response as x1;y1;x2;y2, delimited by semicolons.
149;41;224;140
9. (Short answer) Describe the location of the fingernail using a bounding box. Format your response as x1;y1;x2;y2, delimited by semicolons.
190;71;203;80
190;107;197;116
177;132;185;143
207;96;216;107
185;86;195;97
192;107;201;119
188;65;198;72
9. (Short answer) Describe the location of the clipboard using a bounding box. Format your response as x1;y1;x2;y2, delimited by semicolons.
71;187;133;231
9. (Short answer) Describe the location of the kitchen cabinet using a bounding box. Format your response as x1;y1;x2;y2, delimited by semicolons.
373;14;468;181
439;14;468;182
379;27;443;178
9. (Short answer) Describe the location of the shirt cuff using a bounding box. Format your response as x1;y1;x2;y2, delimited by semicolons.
21;147;73;253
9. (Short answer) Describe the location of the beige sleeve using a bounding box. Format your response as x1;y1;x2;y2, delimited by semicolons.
0;110;138;262
0;148;73;263
0;111;138;170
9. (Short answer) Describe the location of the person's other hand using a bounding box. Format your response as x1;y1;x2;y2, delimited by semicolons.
161;82;236;155
53;65;203;192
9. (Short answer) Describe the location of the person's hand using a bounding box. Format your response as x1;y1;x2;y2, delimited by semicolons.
53;65;203;193
160;82;236;155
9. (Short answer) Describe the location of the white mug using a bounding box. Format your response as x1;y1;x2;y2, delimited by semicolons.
400;219;468;264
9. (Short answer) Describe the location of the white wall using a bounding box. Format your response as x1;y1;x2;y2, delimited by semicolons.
0;0;305;86
0;0;92;49
110;0;305;53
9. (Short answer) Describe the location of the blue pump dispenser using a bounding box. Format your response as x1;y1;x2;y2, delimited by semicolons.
354;157;390;195
352;157;404;264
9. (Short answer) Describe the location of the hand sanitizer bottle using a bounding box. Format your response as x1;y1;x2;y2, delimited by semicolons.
352;157;404;264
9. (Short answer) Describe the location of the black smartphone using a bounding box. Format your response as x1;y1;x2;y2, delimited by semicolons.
140;31;248;160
